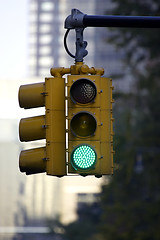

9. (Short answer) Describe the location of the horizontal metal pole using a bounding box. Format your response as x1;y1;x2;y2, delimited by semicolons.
83;15;160;28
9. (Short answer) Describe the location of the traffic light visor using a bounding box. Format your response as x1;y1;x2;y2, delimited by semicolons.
19;82;45;109
70;111;97;137
19;147;46;175
70;78;97;104
71;144;97;170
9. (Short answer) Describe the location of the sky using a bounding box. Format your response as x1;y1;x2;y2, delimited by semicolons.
0;0;39;120
0;0;28;79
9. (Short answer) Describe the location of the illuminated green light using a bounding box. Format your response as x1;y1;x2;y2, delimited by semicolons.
71;144;97;170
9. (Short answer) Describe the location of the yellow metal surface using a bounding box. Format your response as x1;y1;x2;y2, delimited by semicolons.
100;77;114;174
70;62;104;76
18;63;114;177
19;82;45;109
19;147;46;175
19;75;66;177
18;81;46;175
19;115;45;142
45;77;66;176
68;108;100;141
67;74;101;175
100;142;113;174
50;62;104;77
70;111;97;138
67;73;114;176
50;67;70;77
68;140;113;175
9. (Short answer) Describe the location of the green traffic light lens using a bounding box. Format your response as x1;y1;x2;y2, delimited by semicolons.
70;78;97;104
70;111;97;137
71;144;97;170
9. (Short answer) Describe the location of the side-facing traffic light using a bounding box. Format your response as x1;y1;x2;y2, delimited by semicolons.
18;76;66;177
18;63;114;178
67;68;114;177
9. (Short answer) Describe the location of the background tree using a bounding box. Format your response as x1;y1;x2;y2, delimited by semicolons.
96;1;160;240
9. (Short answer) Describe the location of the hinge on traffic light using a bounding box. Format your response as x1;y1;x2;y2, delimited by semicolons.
42;124;47;129
41;92;47;96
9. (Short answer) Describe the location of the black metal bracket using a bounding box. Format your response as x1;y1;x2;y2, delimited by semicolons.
64;9;85;29
64;9;88;62
64;9;160;61
65;9;160;29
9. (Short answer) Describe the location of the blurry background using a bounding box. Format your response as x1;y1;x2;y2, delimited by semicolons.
0;0;118;239
0;0;160;239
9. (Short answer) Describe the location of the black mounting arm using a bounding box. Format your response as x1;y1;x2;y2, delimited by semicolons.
65;9;160;29
64;9;160;62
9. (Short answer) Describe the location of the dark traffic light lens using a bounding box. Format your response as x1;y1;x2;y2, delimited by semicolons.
70;112;97;137
71;144;97;170
70;78;97;104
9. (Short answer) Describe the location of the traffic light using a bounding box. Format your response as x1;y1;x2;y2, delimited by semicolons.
67;72;114;177
18;76;66;177
18;64;114;178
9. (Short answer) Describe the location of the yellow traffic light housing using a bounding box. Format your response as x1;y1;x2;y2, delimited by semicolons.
19;77;66;177
67;64;114;177
18;63;114;178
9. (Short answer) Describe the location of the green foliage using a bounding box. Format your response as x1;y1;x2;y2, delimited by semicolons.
64;220;94;240
106;0;160;79
97;1;160;240
64;202;101;240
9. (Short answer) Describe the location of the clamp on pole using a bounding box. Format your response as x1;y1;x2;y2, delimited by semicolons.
64;9;88;62
64;9;85;29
